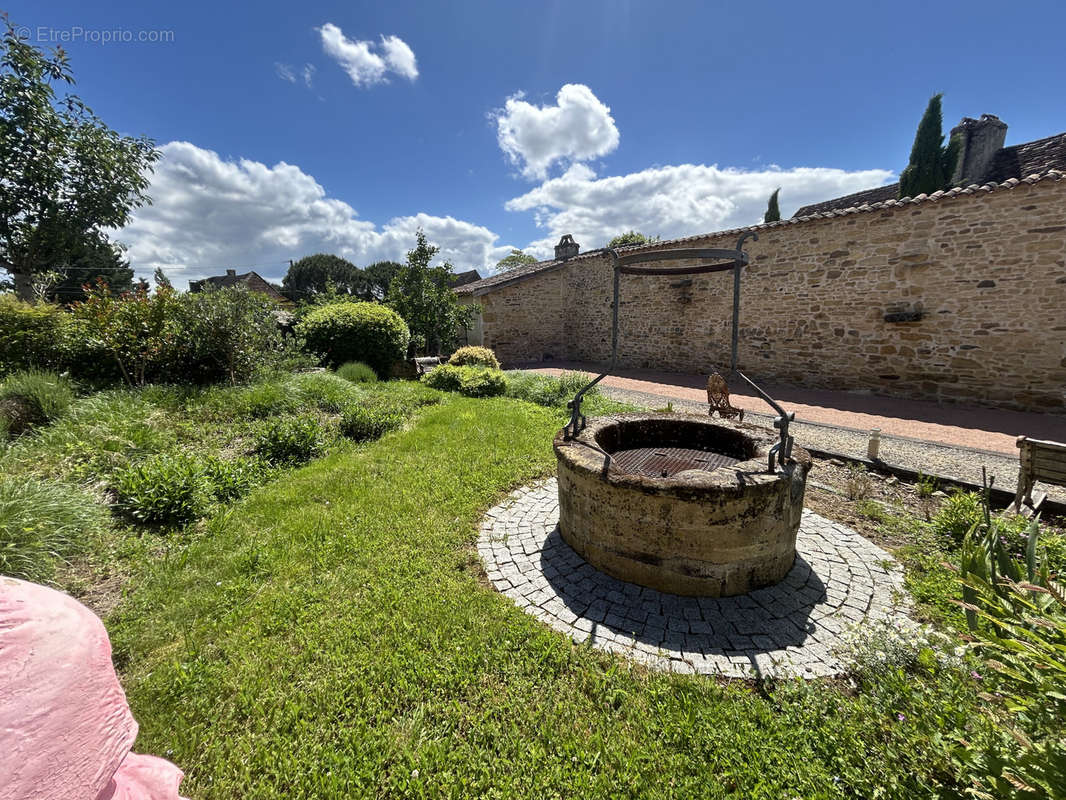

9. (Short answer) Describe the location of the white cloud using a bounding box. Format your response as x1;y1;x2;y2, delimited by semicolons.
274;62;296;83
302;63;316;88
507;162;896;258
380;35;418;80
116;142;511;286
318;23;418;87
493;84;620;180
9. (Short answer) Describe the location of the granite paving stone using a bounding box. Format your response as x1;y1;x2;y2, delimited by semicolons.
477;479;911;679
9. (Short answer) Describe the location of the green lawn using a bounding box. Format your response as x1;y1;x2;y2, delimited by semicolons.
90;393;997;799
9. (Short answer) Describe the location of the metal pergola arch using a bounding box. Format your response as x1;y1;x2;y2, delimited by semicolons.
563;231;796;472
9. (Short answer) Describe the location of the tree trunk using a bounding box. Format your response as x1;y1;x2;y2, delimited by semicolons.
12;270;34;302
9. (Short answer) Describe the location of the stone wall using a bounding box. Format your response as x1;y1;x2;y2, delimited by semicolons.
474;175;1066;411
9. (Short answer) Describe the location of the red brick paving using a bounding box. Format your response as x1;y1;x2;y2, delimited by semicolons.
513;361;1066;456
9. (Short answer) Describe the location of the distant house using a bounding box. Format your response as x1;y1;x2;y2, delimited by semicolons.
794;114;1066;216
448;269;482;288
188;269;291;306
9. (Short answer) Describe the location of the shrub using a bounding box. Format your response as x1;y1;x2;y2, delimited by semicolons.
930;490;984;542
168;287;288;384
254;415;329;466
504;371;597;408
296;302;410;376
843;463;874;501
458;367;506;398
112;453;211;525
289;372;363;412
0;296;72;375
227;381;302;419
335;361;378;384
448;346;500;369
0;475;110;581
422;364;506;397
958;516;1066;798
0;370;75;436
201;455;266;502
339;405;406;442
422;364;463;393
840;618;963;681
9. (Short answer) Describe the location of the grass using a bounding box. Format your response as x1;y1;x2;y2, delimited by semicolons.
0;376;1033;797
0;474;110;581
91;393;998;799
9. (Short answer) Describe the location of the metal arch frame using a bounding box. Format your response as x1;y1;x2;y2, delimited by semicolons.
563;231;796;472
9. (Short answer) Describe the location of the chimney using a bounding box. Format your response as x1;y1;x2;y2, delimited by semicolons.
949;114;1007;186
554;234;580;261
226;269;237;277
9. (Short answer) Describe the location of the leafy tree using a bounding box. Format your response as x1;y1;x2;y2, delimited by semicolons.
898;93;961;198
0;16;159;301
387;230;475;356
606;231;658;249
764;188;781;223
282;253;369;300
43;237;133;303
495;249;538;272
363;260;403;299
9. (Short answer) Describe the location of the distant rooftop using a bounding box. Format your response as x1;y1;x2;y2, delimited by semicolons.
794;120;1066;217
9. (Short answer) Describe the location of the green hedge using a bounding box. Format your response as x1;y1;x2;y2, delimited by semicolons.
296;302;410;377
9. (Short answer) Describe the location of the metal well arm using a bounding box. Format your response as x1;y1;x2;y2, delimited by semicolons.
564;231;795;471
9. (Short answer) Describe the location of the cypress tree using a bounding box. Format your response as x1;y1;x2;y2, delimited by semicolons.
763;188;781;223
898;94;948;198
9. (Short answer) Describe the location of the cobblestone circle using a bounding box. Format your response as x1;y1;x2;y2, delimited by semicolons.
477;479;912;679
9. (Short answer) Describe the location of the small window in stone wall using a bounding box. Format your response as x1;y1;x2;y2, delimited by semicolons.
883;302;924;323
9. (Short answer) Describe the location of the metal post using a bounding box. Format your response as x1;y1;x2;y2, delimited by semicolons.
731;231;757;372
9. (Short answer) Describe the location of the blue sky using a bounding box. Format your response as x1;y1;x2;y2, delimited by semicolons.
8;0;1066;285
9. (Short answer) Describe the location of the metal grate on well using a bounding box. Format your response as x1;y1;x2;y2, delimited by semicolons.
609;447;740;478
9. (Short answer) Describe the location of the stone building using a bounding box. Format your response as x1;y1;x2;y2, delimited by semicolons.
456;118;1066;412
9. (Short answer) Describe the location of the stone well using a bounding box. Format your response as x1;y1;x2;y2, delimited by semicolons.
554;413;811;596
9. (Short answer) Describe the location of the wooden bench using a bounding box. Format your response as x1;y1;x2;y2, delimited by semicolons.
1012;436;1066;516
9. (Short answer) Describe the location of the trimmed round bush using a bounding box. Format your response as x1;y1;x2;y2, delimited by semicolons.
448;346;500;369
422;365;505;398
340;405;406;442
458;367;506;398
421;364;462;393
335;361;378;384
254;415;330;466
296;302;410;376
0;370;75;437
113;453;211;525
0;475;110;581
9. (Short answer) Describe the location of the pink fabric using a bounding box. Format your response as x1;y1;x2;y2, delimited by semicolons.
0;576;187;800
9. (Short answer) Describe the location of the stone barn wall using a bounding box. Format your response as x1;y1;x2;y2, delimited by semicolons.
473;174;1066;411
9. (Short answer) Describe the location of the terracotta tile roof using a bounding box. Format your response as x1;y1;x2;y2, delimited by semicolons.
456;169;1066;296
794;130;1066;217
